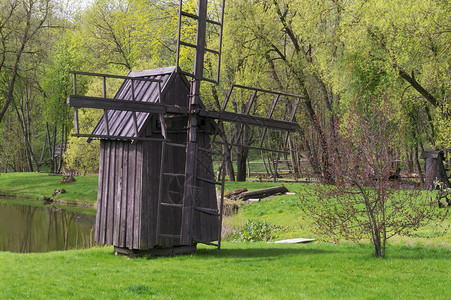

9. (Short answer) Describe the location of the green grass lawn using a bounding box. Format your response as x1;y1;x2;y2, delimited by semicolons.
0;243;450;299
0;172;98;205
0;173;450;298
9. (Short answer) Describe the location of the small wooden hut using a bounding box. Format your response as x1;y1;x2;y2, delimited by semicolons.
91;66;218;256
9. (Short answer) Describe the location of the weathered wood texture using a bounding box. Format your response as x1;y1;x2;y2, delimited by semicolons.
90;66;187;139
95;140;144;248
95;68;219;250
192;131;219;244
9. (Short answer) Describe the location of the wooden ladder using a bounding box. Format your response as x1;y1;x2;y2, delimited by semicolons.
155;140;226;251
156;140;188;243
193;146;226;251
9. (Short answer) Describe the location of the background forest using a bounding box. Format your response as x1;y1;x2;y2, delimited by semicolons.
0;0;449;181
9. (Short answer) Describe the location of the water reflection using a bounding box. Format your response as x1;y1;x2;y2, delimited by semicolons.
0;201;96;253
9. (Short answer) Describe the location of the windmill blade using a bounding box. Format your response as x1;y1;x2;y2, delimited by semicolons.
198;110;299;131
211;84;303;132
176;0;225;84
68;95;188;115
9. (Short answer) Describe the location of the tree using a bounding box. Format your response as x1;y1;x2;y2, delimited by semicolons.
300;94;449;257
64;108;101;175
42;31;89;173
221;0;348;182
334;0;451;150
0;0;51;124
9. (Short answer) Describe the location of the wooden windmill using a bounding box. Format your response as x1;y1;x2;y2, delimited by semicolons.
67;0;302;257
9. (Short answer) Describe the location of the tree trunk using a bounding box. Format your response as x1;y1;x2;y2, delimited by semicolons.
236;147;248;181
236;124;249;182
414;144;424;184
421;151;450;189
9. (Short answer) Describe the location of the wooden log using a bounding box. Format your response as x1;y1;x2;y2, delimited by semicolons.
224;188;247;198
234;185;288;200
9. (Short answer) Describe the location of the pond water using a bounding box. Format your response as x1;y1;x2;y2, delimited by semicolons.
0;199;96;253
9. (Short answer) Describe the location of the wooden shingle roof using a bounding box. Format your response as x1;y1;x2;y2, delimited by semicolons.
91;66;189;139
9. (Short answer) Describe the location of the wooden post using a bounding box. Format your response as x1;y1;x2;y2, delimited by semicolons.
73;73;77;95
181;0;208;245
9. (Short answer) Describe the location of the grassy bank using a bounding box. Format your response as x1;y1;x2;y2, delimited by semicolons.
223;181;451;246
1;173;449;245
0;172;98;205
1;243;450;299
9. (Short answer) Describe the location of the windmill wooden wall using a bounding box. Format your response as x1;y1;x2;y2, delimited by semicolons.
93;67;218;252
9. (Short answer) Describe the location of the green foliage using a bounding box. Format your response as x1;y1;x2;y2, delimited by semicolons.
0;114;29;172
434;102;451;149
42;33;88;128
64;109;102;175
237;219;284;242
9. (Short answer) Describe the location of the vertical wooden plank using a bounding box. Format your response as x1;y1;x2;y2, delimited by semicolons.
197;132;219;243
99;141;110;244
119;142;129;247
140;142;149;249
155;141;165;246
218;143;227;252
113;142;123;246
150;140;161;247
95;141;105;243
106;141;116;245
201;134;213;241
126;143;136;249
133;142;143;249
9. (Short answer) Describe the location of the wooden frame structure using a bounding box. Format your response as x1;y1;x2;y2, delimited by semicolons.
67;0;303;256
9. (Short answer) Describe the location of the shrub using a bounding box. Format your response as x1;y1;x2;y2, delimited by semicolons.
238;219;283;242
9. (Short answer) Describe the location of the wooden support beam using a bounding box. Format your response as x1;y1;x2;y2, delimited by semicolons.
213;140;290;154
74;107;79;134
103;111;110;136
132;112;139;137
67;95;189;114
245;90;258;114
71;133;168;142
221;85;234;111
259;94;280;147
199;110;299;131
73;73;77;95
232;84;306;99
181;0;208;246
70;71;163;83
